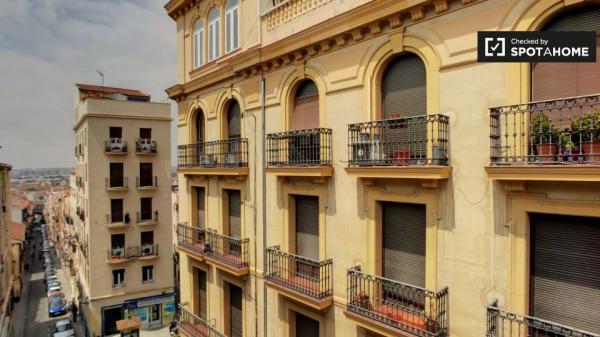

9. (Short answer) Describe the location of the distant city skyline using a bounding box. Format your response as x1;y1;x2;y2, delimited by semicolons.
0;0;177;169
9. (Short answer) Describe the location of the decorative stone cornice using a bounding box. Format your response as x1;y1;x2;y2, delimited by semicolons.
265;0;335;31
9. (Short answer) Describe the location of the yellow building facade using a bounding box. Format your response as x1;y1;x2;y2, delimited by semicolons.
166;1;600;336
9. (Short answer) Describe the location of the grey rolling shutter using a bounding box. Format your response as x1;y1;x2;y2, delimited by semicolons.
382;53;426;119
295;196;319;261
228;101;241;139
230;284;243;337
228;190;241;238
296;313;319;337
533;8;600;100
530;214;600;334
197;187;205;229
382;202;426;288
198;269;207;320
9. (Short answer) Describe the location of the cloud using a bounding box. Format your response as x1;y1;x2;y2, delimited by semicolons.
0;0;177;169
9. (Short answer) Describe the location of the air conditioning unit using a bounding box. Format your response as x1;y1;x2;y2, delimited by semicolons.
139;139;152;153
224;153;240;165
110;138;123;152
199;154;215;167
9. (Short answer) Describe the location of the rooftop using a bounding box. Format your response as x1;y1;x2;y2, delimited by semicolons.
76;83;150;100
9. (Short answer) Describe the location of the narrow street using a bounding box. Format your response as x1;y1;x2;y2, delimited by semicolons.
13;227;85;337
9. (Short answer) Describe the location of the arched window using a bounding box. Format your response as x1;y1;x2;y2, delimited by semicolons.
227;100;241;139
208;8;221;61
195;109;204;143
193;20;204;68
225;0;239;53
382;53;426;119
291;80;319;130
532;7;600;100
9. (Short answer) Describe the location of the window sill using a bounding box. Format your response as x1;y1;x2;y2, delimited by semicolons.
188;48;243;78
142;280;155;284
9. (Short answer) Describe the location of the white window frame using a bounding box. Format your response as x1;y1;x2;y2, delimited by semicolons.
208;8;220;61
193;20;204;68
112;269;125;287
142;265;154;283
225;0;239;53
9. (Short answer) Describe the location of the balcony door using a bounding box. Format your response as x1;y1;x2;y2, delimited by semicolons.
140;128;151;140
141;231;154;255
195;268;207;320
141;197;152;221
195;110;205;165
295;312;319;337
226;190;242;260
381;53;427;162
532;8;600;101
111;199;123;223
139;163;153;187
290;80;320;164
295;195;319;279
226;283;243;337
530;214;600;334
111;233;125;256
109;163;124;188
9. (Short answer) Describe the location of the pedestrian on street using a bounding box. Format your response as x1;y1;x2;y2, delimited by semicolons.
71;299;78;322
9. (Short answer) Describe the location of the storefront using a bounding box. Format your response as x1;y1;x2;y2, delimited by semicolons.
122;293;175;330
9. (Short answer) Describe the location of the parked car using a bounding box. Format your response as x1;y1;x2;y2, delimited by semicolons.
48;297;67;317
47;286;62;298
47;280;60;291
46;275;59;282
52;319;75;337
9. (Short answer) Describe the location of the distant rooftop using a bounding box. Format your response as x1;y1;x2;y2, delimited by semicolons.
76;84;150;102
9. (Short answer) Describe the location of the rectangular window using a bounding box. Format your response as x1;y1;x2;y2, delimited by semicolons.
141;231;154;256
208;25;214;61
226;283;243;337
109;163;124;188
111;199;124;223
140;128;151;139
140;197;152;220
233;8;238;50
139;163;153;187
197;269;207;320
112;269;125;287
111;234;125;250
226;11;231;52
142;266;154;283
109;127;122;138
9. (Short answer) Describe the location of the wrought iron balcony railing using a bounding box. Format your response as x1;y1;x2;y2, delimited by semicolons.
105;177;128;189
348;114;449;167
105;138;128;153
265;246;333;300
490;94;600;165
106;246;139;262
178;138;248;169
136;139;157;153
136;176;157;188
140;244;158;257
137;211;158;223
205;231;249;270
486;301;598;337
347;266;448;337
107;212;131;225
176;223;207;256
267;128;332;167
177;304;226;337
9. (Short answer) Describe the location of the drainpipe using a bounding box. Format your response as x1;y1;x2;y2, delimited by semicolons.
260;74;267;337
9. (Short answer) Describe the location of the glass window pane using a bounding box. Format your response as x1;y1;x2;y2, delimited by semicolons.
226;12;231;52
233;9;238;49
215;21;220;58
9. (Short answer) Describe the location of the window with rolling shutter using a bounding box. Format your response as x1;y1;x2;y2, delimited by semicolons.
382;53;426;119
229;284;243;337
197;269;207;320
532;7;600;101
295;196;319;261
227;101;241;139
292;80;319;130
530;213;600;334
382;202;426;288
295;312;319;337
228;190;241;238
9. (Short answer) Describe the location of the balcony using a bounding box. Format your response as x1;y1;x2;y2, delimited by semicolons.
136;211;158;226
176;223;207;261
346;115;451;180
266;128;333;177
105;138;128;154
136;176;158;190
136;139;157;154
105;177;128;191
106;247;138;264
487;94;600;182
139;244;159;260
177;304;226;337
178;138;249;176
204;231;250;277
345;267;448;337
106;213;130;229
486;301;598;337
265;246;333;310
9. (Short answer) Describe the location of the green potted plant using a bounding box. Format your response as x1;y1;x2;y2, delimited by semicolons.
531;113;560;162
571;110;600;161
560;133;580;162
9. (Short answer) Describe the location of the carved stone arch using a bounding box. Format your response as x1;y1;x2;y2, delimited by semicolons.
215;88;246;138
185;99;210;143
363;33;441;121
279;65;328;130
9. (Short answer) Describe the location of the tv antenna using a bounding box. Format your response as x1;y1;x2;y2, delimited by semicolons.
96;70;104;87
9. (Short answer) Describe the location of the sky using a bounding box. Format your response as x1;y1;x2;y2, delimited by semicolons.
0;0;177;169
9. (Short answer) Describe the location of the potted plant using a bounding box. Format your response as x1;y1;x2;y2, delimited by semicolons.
560;133;580;162
530;113;559;162
571;111;600;161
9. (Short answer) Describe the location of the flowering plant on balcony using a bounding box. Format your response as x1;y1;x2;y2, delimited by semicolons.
571;110;600;142
530;113;560;145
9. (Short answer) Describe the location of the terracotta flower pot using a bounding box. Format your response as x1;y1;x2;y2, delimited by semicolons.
535;143;558;162
561;148;580;163
582;141;600;162
393;150;412;165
